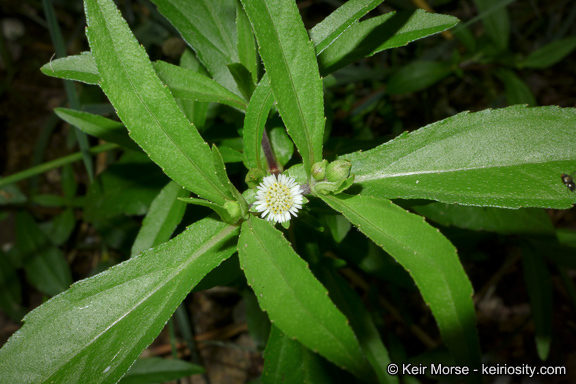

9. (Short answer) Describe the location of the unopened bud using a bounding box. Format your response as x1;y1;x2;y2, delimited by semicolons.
311;160;328;181
224;201;242;223
326;159;351;183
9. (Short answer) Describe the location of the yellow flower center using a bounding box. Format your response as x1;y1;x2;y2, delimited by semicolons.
265;182;294;215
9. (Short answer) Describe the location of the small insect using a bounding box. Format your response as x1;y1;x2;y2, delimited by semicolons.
561;173;576;192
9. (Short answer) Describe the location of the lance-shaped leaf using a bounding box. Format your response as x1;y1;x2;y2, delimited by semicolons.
494;68;536;107
236;3;258;84
15;211;72;297
241;0;325;174
54;108;140;151
131;180;188;256
321;194;481;373
0;217;239;384
238;217;371;379
262;326;334;384
318;10;459;75
85;0;232;206
412;203;554;235
243;77;274;170
177;49;210;130
344;105;576;209
119;357;204;384
43;53;243;114
0;248;23;321
520;36;576;69
40;51;99;84
150;0;240;96
316;264;397;384
310;0;384;54
472;0;510;50
522;247;553;361
153;61;247;111
84;152;169;222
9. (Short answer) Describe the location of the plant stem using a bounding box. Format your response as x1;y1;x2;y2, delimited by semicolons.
261;129;280;174
0;143;119;188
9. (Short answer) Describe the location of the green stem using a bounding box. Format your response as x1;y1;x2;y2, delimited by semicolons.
0;143;118;188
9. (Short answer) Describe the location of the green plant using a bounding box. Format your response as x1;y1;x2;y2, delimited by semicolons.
1;0;575;383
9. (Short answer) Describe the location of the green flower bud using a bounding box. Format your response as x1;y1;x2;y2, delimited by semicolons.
311;160;328;181
326;159;352;183
224;201;242;223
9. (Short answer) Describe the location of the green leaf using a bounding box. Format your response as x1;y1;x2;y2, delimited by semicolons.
0;217;239;384
472;0;510;50
529;235;576;270
412;203;554;235
40;51;99;84
192;254;243;293
85;0;233;206
151;0;240;95
317;265;397;384
15;211;72;297
521;247;552;361
521;36;576;69
0;249;24;321
269;126;294;167
310;0;384;54
131;181;188;256
178;197;242;225
153;61;247;111
318;10;459;75
243;289;271;350
0;181;27;205
262;326;333;384
344;105;576;209
211;145;246;207
321;194;481;372
84;152;168;222
238;217;370;379
62;164;78;200
31;194;67;207
54;108;140;151
241;0;325;174
243;78;274;170
320;214;352;243
119;357;204;384
41;208;76;246
219;146;244;163
493;69;536;107
236;2;258;83
227;62;256;101
386;61;452;95
176;49;210;129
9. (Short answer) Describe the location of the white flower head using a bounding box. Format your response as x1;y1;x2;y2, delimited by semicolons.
254;174;304;224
